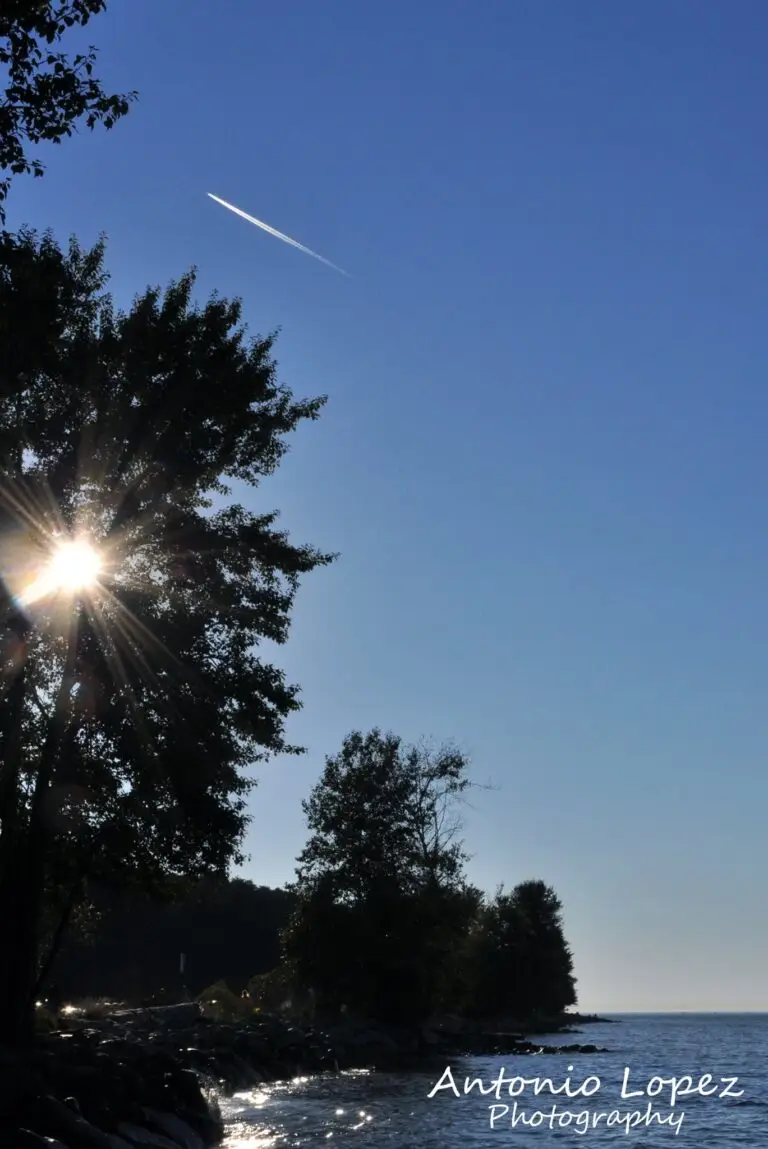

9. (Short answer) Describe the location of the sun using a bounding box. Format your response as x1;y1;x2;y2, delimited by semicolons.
15;534;105;608
46;538;103;592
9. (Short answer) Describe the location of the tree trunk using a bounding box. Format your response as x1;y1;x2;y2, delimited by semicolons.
0;620;35;1043
0;632;77;1044
34;877;83;1001
0;858;40;1043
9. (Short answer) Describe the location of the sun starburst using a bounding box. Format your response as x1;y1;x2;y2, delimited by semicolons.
17;534;104;607
47;538;102;592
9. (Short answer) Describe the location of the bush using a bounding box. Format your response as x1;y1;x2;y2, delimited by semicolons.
197;980;251;1021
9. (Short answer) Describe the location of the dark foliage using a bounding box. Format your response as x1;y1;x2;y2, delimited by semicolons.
49;878;295;1004
284;729;482;1024
0;1;136;222
463;880;578;1020
284;729;578;1026
0;228;333;1041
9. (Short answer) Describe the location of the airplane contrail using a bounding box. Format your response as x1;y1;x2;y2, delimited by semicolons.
207;193;350;277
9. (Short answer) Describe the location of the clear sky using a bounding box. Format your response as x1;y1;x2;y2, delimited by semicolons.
8;0;768;1013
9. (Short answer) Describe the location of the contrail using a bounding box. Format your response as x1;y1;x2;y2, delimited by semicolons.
207;192;349;277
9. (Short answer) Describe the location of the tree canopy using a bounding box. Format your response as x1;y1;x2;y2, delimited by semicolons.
0;1;135;223
0;227;333;1040
282;728;578;1027
463;880;578;1020
284;729;482;1023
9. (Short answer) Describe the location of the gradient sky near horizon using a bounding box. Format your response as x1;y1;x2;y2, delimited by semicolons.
7;0;768;1013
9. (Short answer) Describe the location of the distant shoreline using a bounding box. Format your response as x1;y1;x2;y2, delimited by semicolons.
578;1009;768;1016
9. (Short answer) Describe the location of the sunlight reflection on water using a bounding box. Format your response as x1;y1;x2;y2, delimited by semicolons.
222;1069;377;1148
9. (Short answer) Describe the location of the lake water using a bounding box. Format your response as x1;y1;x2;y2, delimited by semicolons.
220;1014;768;1146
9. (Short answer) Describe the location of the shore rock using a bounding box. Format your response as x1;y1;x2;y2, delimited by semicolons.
2;1004;611;1146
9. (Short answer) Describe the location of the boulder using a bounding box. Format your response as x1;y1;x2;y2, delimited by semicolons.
142;1109;204;1149
7;1132;71;1149
35;1093;124;1149
116;1122;183;1149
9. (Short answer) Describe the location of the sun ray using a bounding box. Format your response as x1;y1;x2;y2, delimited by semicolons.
0;439;235;765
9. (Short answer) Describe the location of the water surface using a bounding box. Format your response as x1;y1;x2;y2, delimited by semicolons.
221;1013;768;1146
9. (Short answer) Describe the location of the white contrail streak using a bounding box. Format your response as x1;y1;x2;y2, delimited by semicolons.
207;192;349;277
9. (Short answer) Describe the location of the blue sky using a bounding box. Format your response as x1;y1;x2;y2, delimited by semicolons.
8;0;768;1012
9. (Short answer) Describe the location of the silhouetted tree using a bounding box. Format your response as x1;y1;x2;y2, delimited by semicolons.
0;228;333;1042
284;729;479;1023
0;1;136;223
511;879;577;1017
465;880;577;1020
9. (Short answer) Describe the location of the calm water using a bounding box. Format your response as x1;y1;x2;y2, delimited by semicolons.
221;1014;768;1146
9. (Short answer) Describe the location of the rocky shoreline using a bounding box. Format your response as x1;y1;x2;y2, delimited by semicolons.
0;1005;613;1148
